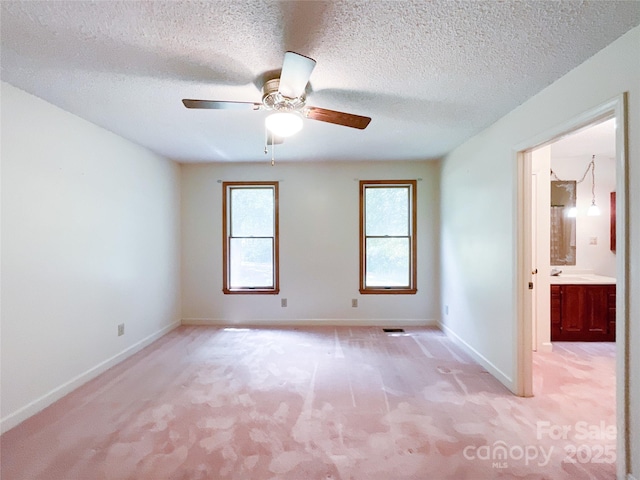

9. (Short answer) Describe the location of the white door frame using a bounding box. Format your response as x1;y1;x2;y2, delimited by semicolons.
514;94;628;476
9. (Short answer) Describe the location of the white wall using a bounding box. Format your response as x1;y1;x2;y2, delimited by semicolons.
440;25;639;476
550;153;616;277
0;83;181;432
181;160;440;325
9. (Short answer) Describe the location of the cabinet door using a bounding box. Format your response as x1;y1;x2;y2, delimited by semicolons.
561;285;585;334
550;285;562;339
583;286;610;334
556;284;613;341
608;285;616;341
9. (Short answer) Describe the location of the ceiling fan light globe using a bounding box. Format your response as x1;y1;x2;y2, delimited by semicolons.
265;112;303;137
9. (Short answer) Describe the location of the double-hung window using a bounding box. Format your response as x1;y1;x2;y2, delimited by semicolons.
359;180;417;294
222;182;279;294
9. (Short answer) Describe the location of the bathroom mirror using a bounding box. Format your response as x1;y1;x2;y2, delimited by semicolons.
550;180;576;265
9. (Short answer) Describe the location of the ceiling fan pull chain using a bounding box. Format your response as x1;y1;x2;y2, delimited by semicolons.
271;142;275;166
264;126;268;155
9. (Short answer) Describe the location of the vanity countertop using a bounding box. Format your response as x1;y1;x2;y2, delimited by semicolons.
550;274;616;285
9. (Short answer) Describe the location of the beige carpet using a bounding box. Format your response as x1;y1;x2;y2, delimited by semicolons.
0;326;616;479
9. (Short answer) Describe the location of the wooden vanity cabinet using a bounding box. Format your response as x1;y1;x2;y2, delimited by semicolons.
550;284;616;341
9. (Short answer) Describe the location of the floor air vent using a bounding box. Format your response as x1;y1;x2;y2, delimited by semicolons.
383;328;405;333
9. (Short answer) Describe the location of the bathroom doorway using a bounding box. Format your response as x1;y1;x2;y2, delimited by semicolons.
531;118;617;349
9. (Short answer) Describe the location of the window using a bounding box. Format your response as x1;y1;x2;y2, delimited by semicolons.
222;182;279;294
360;180;417;294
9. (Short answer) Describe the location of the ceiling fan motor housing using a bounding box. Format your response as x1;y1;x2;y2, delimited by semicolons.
262;78;306;112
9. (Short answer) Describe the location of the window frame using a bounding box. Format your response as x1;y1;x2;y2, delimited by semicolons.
222;181;279;294
359;180;417;294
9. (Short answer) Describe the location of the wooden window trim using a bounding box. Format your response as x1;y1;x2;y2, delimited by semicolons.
222;181;279;295
359;180;417;295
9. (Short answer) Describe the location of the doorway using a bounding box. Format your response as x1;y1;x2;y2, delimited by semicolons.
531;118;617;348
515;95;628;476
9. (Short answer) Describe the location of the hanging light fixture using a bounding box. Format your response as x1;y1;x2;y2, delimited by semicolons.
587;155;601;216
265;112;303;137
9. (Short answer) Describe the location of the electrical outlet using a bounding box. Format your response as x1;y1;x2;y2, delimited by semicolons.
281;298;287;307
589;236;598;245
445;305;449;315
117;323;125;336
352;298;358;308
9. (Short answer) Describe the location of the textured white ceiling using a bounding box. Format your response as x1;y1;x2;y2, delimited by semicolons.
1;1;639;163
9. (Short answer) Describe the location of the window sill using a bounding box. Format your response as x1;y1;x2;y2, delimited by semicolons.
223;288;280;295
359;288;417;295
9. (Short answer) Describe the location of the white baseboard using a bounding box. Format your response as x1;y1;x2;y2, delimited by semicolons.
628;474;638;480
0;320;180;434
181;318;438;328
440;323;514;391
539;341;553;353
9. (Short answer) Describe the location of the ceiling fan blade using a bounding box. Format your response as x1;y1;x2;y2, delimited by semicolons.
278;51;316;99
267;131;284;145
305;106;371;130
182;99;261;110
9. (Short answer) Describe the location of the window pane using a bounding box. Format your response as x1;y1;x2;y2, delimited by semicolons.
365;187;409;236
229;238;273;288
365;238;410;287
231;188;274;237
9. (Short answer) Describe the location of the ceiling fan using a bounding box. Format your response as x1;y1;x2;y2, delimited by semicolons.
182;52;371;143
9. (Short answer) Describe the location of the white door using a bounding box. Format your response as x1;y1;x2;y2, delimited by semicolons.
531;146;552;352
